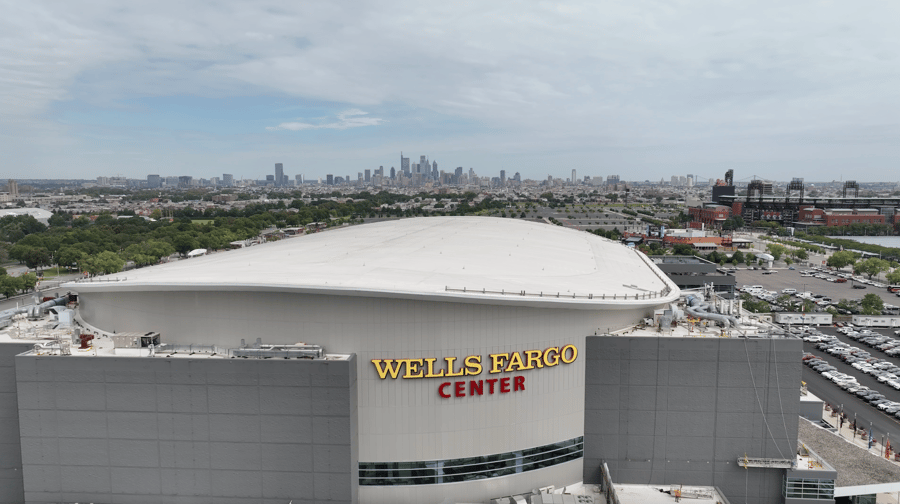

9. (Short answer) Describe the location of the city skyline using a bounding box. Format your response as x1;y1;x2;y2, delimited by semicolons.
2;2;900;182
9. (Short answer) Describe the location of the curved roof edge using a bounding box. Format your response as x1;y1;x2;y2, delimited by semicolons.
64;281;681;311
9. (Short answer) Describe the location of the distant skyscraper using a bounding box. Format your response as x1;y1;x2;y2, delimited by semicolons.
401;153;410;175
500;170;506;184
326;174;334;185
7;180;17;198
147;174;161;189
572;169;577;185
223;174;234;187
390;167;396;179
275;163;284;187
296;174;303;185
365;169;371;182
514;172;521;182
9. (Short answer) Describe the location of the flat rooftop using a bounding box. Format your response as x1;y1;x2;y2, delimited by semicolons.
1;316;349;361
66;217;679;308
612;484;729;504
798;417;900;489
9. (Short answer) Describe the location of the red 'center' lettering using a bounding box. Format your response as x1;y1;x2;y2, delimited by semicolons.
437;377;526;398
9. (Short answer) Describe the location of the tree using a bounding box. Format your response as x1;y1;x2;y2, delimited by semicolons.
171;233;198;256
731;250;745;265
887;269;900;285
20;273;37;292
23;247;52;270
766;244;787;261
56;247;86;271
672;243;693;255
0;275;24;299
855;258;891;280
861;293;885;315
795;249;809;261
827;251;858;270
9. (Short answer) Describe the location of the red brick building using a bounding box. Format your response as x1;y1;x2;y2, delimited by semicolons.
688;205;731;229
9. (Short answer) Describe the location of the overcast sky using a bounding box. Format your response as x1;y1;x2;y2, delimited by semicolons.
2;1;899;183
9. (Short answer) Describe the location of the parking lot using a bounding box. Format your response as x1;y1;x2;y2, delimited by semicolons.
735;267;900;309
801;325;900;443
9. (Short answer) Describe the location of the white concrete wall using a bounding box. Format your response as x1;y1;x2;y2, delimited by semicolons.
77;290;665;502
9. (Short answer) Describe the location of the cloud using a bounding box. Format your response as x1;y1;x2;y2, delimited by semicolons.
3;0;900;179
266;109;383;131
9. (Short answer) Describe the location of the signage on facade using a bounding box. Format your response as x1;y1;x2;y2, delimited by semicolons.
370;345;577;398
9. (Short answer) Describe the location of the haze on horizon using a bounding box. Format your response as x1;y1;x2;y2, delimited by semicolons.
2;1;899;183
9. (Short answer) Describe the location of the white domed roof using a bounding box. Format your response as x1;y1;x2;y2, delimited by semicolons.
69;217;678;308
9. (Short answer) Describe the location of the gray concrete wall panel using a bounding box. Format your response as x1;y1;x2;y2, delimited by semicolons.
16;354;357;504
584;336;801;504
0;342;31;504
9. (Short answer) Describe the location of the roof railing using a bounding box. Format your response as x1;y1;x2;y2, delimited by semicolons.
444;286;671;300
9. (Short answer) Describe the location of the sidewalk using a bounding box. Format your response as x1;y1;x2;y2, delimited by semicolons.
821;406;898;459
821;406;900;504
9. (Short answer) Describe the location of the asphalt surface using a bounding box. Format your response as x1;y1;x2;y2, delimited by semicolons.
802;326;900;444
735;268;900;308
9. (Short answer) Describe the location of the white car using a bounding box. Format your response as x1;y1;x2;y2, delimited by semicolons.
782;288;797;294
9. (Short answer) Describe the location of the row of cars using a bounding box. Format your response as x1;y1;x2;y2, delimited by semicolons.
803;331;900;420
739;284;834;309
839;325;900;357
801;266;899;293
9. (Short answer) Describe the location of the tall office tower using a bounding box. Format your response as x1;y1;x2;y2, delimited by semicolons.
376;166;383;177
296;174;304;185
147;174;161;189
365;169;371;182
671;175;678;185
515;172;521;182
223;174;234;187
178;176;192;188
687;175;694;187
679;176;687;185
455;167;463;179
500;170;506;184
572;169;577;185
275;163;284;187
401;153;410;175
468;168;475;181
419;156;427;173
390;167;396;179
607;175;619;185
7;180;18;198
326;174;334;185
432;161;438;180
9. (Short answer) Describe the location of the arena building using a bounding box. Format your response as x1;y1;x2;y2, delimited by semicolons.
0;217;809;504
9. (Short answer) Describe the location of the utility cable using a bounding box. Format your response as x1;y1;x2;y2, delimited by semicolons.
744;336;786;460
